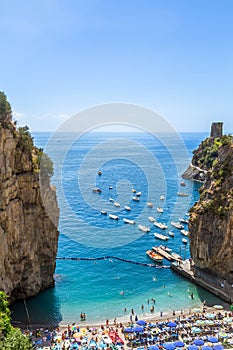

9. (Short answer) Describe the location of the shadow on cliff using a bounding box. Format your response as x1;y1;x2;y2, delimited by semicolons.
195;284;230;309
10;287;62;328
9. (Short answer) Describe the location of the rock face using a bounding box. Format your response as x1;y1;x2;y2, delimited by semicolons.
189;138;233;284
0;121;59;302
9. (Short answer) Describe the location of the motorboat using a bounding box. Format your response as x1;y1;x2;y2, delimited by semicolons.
136;191;141;196
180;218;189;224
171;221;184;229
124;205;131;211
101;210;107;215
147;202;153;208
168;231;175;237
182;238;188;244
123;218;135;225
170;252;182;260
109;185;113;189
177;192;188;196
109;198;115;202
160;195;165;200
133;196;140;201
180;181;186;186
154;221;167;230
132;188;137;193
114;202;120;207
154;232;169;241
159;245;172;252
181;229;189;236
148;216;156;222
92;187;102;193
156;207;163;213
138;224;150;233
98;171;102;176
109;214;119;220
146;250;163;263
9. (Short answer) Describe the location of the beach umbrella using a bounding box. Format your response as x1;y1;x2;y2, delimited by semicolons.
207;336;218;343
167;322;177;328
213;346;224;350
218;331;228;338
163;342;176;350
206;313;216;319
213;305;223;310
196;319;205;325
174;341;185;347
205;320;214;325
191;327;202;334
137;320;147;326
202;346;213;350
148;346;160;350
223;317;232;323
193;339;204;346
124;328;134;333
193;308;201;313
132;326;144;332
188;345;199;350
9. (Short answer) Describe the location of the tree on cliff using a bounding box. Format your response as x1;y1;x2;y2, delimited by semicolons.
0;91;11;119
0;292;32;349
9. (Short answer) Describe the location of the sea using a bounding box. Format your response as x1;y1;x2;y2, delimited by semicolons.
10;130;225;326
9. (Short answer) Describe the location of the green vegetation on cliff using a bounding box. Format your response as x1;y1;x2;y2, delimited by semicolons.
0;292;32;349
0;91;11;119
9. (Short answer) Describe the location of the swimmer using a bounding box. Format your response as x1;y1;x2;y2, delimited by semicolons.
167;292;172;297
153;276;157;281
120;291;124;295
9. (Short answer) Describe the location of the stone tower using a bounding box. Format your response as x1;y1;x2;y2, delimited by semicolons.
210;122;223;138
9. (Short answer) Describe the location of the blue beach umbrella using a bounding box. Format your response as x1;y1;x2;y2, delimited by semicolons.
207;336;218;343
124;328;134;333
132;326;144;332
213;346;224;350
192;327;202;334
193;339;204;346
148;346;160;350
167;322;177;328
137;320;147;326
206;313;216;319
163;342;176;350
174;341;185;347
188;345;199;350
202;346;213;350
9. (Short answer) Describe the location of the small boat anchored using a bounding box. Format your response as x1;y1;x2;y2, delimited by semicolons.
138;224;150;233
133;196;140;202
160;195;165;200
182;238;188;244
181;229;189;236
109;214;119;220
168;231;175;237
180;218;189;224
177;192;188;197
101;210;107;215
148;216;156;222
171;221;184;230
156;207;163;213
114;202;120;207
154;232;169;241
147;202;153;208
154;221;167;230
92;187;102;193
123;218;135;225
124;205;131;211
146;250;163;263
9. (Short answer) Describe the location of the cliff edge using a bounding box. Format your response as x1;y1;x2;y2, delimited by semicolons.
0;93;59;302
188;134;233;284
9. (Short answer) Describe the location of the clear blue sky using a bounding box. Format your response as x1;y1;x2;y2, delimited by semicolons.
1;0;233;132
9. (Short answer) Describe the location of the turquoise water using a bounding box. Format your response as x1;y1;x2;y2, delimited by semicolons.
10;131;224;326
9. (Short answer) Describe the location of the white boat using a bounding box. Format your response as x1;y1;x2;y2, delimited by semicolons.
92;187;102;193
109;214;119;220
160;195;165;200
124;205;131;211
182;238;188;244
148;216;156;222
168;231;175;237
109;185;113;189
181;229;189;236
114;202;120;207
109;198;115;202
147;202;153;208
170;252;182;260
154;232;169;241
171;221;184;229
133;196;140;201
138;224;150;233
159;245;172;252
177;192;188;197
154;221;167;230
136;191;141;197
180;218;189;224
101;210;107;215
157;207;163;213
123;218;135;225
180;181;186;186
132;188;137;193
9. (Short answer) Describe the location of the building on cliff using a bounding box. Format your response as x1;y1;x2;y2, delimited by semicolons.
0;103;59;303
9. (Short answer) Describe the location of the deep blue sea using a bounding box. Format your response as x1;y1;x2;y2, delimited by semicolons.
10;130;224;326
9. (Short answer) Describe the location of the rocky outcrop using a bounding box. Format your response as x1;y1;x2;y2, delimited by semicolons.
189;139;233;284
0;122;59;302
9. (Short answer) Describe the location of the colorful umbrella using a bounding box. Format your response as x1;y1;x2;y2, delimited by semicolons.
163;342;175;350
174;341;185;347
167;322;177;328
137;320;147;326
193;339;204;346
207;336;218;343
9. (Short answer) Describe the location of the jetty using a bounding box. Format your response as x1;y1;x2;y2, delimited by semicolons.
152;246;181;262
171;259;233;304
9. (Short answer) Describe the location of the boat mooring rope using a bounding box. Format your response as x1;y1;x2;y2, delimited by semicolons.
56;256;171;268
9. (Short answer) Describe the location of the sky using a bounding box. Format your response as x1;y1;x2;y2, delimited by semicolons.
0;0;233;132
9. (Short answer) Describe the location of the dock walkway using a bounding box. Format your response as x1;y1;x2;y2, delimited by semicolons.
171;259;233;304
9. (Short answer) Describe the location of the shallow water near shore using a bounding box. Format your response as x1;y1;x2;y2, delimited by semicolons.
10;131;225;326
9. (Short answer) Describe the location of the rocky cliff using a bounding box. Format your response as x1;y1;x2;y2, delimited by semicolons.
0;120;59;302
189;135;233;284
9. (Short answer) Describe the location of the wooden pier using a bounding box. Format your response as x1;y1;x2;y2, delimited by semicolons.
152;246;181;262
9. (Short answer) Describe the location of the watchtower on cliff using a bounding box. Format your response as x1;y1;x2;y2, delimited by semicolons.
210;122;223;138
